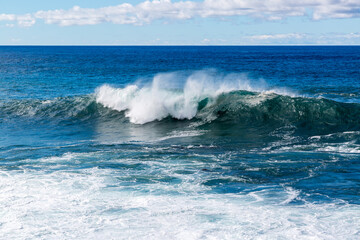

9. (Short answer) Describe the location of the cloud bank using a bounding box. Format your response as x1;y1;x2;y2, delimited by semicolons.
1;0;360;27
245;32;360;45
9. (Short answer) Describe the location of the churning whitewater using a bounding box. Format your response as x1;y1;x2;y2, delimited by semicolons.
1;46;360;239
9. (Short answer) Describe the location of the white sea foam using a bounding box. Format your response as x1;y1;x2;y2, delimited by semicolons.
317;143;360;154
1;152;359;240
96;70;296;124
280;186;301;204
0;170;358;240
157;130;206;141
267;143;360;154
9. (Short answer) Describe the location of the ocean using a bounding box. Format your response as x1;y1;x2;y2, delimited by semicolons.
0;46;359;239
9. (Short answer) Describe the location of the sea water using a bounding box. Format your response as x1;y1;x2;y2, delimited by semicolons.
0;46;359;239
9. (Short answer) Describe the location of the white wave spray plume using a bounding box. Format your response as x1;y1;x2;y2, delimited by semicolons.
96;70;294;124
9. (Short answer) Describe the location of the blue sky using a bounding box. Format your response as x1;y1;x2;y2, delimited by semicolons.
1;0;360;45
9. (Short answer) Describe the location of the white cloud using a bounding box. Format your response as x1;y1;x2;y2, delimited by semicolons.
341;33;360;39
244;32;360;45
248;33;306;40
0;13;35;27
0;14;16;21
0;0;360;27
244;33;310;44
16;14;36;27
317;32;360;44
34;1;199;26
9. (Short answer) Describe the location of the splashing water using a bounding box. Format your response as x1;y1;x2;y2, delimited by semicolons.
96;70;295;124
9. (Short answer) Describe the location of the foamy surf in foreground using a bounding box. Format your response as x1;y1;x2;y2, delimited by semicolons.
1;151;359;240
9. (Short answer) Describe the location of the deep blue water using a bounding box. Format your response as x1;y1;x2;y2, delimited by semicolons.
0;46;359;239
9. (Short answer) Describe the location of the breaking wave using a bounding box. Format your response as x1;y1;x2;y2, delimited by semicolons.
2;71;360;136
95;70;296;124
94;71;360;135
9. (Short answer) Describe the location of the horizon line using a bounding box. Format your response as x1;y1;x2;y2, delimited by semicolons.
1;44;360;47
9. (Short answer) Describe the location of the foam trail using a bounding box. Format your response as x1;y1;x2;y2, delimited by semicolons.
96;70;295;124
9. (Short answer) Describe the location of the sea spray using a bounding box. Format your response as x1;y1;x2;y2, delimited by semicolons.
95;70;295;124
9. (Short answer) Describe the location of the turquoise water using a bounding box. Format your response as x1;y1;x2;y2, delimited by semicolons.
1;46;360;239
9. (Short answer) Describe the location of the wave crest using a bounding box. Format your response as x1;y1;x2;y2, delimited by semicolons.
96;71;293;124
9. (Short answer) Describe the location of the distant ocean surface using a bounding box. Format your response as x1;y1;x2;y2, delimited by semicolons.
1;46;359;239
